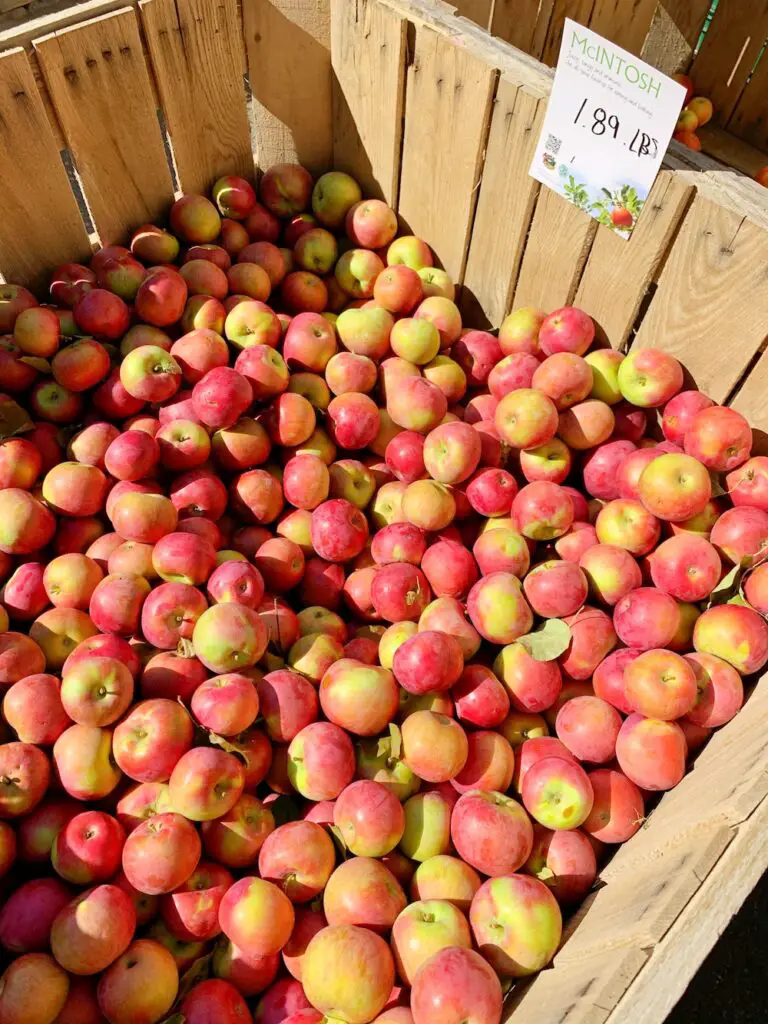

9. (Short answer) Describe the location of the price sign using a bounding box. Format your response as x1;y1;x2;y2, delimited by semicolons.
530;19;686;238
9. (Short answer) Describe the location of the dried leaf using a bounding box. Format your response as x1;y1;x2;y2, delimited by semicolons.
176;954;212;1002
389;722;402;761
516;618;572;661
207;732;249;765
176;638;196;659
0;398;33;438
707;561;747;609
19;356;51;373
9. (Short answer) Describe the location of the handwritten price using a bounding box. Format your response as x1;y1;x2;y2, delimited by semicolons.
573;98;659;159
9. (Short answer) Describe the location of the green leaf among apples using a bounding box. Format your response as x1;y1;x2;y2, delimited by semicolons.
515;618;572;661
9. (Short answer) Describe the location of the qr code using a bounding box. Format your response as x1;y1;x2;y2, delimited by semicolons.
545;134;561;155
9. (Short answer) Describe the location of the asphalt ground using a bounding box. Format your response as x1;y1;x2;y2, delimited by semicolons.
666;868;768;1022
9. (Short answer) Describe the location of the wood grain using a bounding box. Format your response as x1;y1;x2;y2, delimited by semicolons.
331;0;406;205
588;0;657;57
34;7;172;245
540;0;596;66
575;171;693;348
632;194;768;402
0;47;90;292
140;0;252;195
689;0;768;124
640;0;712;73
513;188;597;310
243;0;332;176
730;350;768;454
397;21;496;282
451;0;491;30
489;0;545;56
727;43;768;153
461;80;544;326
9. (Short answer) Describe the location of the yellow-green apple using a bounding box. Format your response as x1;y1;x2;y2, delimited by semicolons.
336;306;393;360
472;527;530;578
693;603;768;674
311;171;362;227
51;883;136;974
595;498;661;555
418;266;454;300
170;194;221;241
578;543;642;605
53;725;120;802
388;235;433;271
499;307;545;356
409;855;481;913
467;572;533;645
392;899;471;985
60;656;133;727
335;248;384;298
471;872;562;976
287;631;344;682
637;452;711;522
303;924;394;1023
398;788;453;862
585;348;624;403
521;756;593;829
258;820;335;902
615;713;687;790
401;710;468;783
413;297;461;350
294;228;338;274
402;479;456;531
494;388;557;449
356;733;420;802
499;711;549;748
219;876;295;956
423;354;467;403
617;347;683;407
192;603;268;673
319;660;399;736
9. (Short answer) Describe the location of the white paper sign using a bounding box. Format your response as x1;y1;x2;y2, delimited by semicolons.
530;19;686;239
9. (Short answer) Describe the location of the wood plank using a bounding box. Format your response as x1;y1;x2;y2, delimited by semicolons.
727;44;768;153
513;188;597;310
575;171;693;348
504;947;648;1024
451;0;491;30
606;794;768;1024
461;81;544;327
641;0;712;74
730;351;768;455
331;0;406;205
397;21;497;282
140;0;252;195
689;0;768;125
0;47;90;292
489;0;546;57
698;122;768;178
632;193;768;402
243;0;332;177
587;0;657;58
0;0;135;50
539;0;596;66
34;8;172;245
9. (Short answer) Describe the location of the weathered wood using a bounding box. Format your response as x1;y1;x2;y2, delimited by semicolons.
513;188;597;310
0;0;135;49
0;47;90;292
727;46;768;154
243;0;332;176
730;351;768;455
632;193;768;402
140;0;252;195
397;21;497;282
461;80;544;326
698;123;768;178
34;7;172;245
607;794;768;1024
587;0;657;57
539;0;595;66
689;0;768;125
450;0;491;29
641;0;711;73
575;171;693;348
331;0;406;205
489;0;544;56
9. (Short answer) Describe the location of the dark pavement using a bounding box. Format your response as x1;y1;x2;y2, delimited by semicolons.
666;869;768;1022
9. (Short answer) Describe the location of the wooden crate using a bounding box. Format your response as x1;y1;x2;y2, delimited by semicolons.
1;0;768;1020
454;0;768;177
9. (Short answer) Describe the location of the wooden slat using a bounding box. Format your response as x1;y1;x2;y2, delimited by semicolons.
727;47;768;153
331;0;406;205
632;193;768;402
539;0;596;66
140;0;252;195
640;0;712;73
0;0;134;49
489;0;545;56
606;794;768;1024
451;0;491;29
397;21;496;282
698;123;768;178
34;8;172;245
504;948;648;1024
0;47;90;292
513;188;597;310
461;80;544;327
730;351;768;454
574;171;693;348
243;0;332;176
689;0;768;125
588;0;657;57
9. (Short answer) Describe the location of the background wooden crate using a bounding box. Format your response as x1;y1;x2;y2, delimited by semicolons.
1;0;768;1020
452;0;768;178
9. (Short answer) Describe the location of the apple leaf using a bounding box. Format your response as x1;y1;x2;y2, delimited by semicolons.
207;731;249;766
516;618;572;661
706;561;748;609
389;722;402;760
0;398;33;439
19;356;51;373
176;954;212;1002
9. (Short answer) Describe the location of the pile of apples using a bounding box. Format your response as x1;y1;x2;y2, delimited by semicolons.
672;73;713;153
0;160;766;1024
